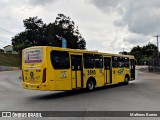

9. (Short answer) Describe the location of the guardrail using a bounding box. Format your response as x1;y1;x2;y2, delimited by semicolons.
0;66;20;71
148;58;160;72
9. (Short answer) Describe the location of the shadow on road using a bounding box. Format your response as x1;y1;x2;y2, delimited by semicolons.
29;83;129;100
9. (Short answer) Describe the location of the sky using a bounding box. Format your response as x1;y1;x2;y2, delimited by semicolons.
0;0;160;53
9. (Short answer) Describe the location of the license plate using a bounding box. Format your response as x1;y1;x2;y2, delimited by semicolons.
30;77;35;80
29;85;36;88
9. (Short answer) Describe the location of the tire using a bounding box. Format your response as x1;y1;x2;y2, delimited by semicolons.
87;80;95;91
123;76;129;85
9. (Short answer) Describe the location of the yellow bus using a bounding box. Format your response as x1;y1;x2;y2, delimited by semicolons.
22;46;135;91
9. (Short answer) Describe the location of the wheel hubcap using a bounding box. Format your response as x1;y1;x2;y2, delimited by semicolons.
88;81;94;90
125;77;128;82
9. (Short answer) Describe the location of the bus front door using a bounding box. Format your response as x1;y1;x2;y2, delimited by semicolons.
104;57;112;84
130;59;135;80
71;55;83;89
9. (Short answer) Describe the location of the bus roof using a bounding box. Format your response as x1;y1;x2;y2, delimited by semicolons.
23;46;135;59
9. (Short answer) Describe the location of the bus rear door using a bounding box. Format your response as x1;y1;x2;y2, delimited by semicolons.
130;59;135;80
104;57;112;84
71;55;83;89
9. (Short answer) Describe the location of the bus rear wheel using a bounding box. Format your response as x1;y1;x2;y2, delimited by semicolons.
87;80;95;91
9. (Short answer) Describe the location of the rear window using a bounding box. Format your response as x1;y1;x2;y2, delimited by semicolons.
24;48;43;63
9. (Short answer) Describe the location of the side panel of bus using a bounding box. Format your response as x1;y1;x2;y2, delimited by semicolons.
94;54;105;86
112;68;125;83
82;53;105;88
93;68;105;86
83;53;94;88
111;56;131;83
112;56;123;83
47;48;72;90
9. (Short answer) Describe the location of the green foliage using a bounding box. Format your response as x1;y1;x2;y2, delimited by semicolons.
12;14;86;53
129;43;158;65
119;51;128;55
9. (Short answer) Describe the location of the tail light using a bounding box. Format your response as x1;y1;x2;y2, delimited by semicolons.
42;68;46;83
22;70;24;82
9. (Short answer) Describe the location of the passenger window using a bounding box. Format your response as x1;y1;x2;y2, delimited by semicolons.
94;54;103;68
119;57;124;68
104;58;111;70
50;51;70;69
124;57;129;68
83;54;94;68
112;56;119;68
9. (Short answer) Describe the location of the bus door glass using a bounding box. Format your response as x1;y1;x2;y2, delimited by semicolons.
71;55;83;88
130;59;135;80
104;57;112;84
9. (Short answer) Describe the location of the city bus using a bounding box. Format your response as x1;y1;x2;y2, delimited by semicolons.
22;46;135;91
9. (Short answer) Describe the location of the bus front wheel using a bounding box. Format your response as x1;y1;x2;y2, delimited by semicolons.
87;80;95;91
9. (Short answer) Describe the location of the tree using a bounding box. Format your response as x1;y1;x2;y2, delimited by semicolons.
23;17;47;46
142;43;158;57
12;17;47;53
119;51;128;55
129;43;158;65
12;14;86;54
54;14;86;49
12;32;29;54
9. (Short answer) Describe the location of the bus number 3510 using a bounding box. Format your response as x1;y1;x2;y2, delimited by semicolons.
87;70;96;75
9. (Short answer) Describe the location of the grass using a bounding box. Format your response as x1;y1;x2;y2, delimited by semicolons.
0;52;21;68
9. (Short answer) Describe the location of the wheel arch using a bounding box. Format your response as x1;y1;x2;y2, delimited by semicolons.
86;77;96;87
125;74;130;80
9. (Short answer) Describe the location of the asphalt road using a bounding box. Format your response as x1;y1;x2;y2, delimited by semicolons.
0;67;160;120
